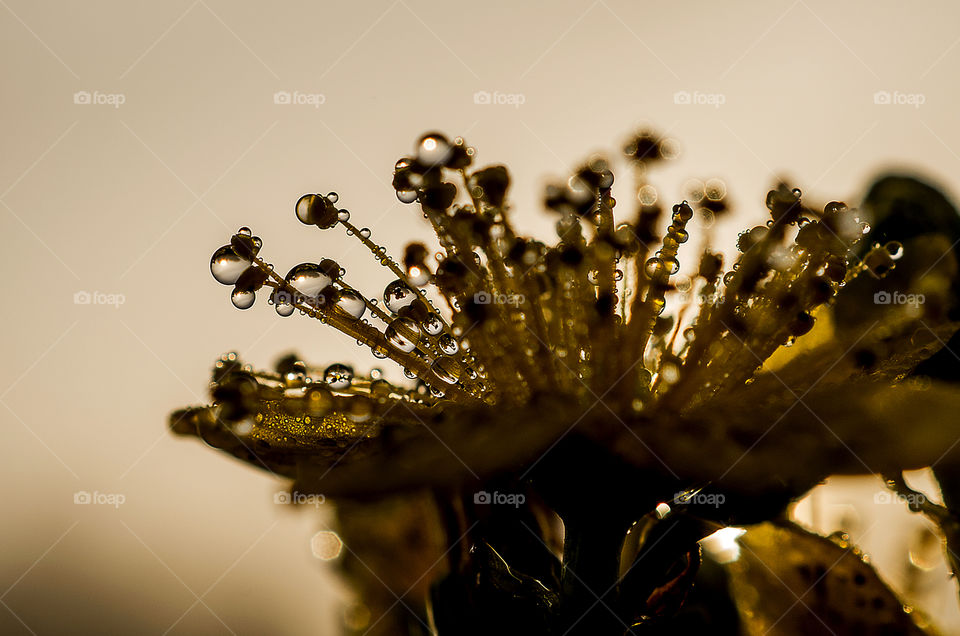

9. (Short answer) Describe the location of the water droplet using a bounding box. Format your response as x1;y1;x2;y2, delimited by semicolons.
885;241;904;260
295;193;338;228
416;132;452;166
385;317;421;353
237;226;252;236
335;289;366;320
383;279;416;313
231;289;255;309
645;257;665;279
211;245;251;285
276;302;295;317
438;334;459;355
324;363;353;390
406;265;430;286
326;192;339;204
421;313;443;336
285;263;333;298
662;257;680;274
396;189;418;204
359;227;371;239
431;357;460;384
337;209;350;222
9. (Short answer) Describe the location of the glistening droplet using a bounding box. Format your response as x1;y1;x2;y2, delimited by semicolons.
231;289;255;309
211;245;251;285
323;363;353;390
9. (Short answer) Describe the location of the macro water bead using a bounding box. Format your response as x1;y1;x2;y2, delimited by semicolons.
210;244;250;285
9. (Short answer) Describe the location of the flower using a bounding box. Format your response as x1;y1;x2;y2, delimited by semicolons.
171;131;960;634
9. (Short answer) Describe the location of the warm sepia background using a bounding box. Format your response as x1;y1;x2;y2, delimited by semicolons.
3;1;960;633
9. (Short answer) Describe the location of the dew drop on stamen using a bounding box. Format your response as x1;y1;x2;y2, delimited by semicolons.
337;209;350;222
407;265;430;286
231;289;256;310
645;257;665;279
285;263;333;298
397;189;418;204
335;289;366;320
384;279;416;313
885;241;904;260
421;313;443;336
385;317;420;353
237;226;252;237
431;357;460;384
211;245;251;285
416;132;452;166
323;363;353;390
359;227;371;239
438;334;459;355
326;192;339;204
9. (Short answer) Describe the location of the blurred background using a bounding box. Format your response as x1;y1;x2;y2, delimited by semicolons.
3;0;960;633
